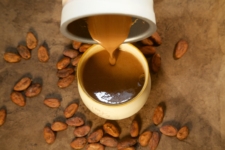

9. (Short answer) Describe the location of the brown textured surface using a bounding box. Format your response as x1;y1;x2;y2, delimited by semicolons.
0;0;225;150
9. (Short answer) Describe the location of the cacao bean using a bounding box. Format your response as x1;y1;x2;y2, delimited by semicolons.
25;83;42;97
57;74;75;88
0;109;6;126
17;45;31;59
13;77;32;91
149;132;160;150
63;49;79;59
4;53;21;63
10;91;25;106
176;126;189;140
74;125;91;137
64;103;78;118
70;137;87;149
51;121;68;131
103;122;120;137
43;126;55;144
174;39;188;59
26;32;38;49
160;125;178;136
56;56;71;70
44;98;60;108
152;105;164;125
38;45;49;62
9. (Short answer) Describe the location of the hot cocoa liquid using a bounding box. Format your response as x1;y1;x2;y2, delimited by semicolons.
87;15;132;65
83;15;145;104
82;50;145;104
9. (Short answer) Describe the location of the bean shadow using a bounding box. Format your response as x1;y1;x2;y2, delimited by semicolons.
0;105;7;111
5;47;18;53
144;124;160;133
12;73;33;87
32;77;43;85
28;27;38;42
133;114;142;134
162;120;182;130
64;43;73;50
53;116;66;123
44;122;51;128
158;101;167;117
183;121;193;132
42;41;50;56
45;93;62;102
44;123;58;137
57;54;67;62
85;120;93;129
68;99;80;106
73;112;87;124
18;40;26;46
91;125;104;132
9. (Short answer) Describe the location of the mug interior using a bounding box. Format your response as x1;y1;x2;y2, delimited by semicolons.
77;43;149;106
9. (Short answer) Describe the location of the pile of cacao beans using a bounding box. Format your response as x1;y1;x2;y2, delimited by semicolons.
1;31;189;150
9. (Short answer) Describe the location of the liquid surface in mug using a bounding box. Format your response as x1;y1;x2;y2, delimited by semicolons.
82;50;145;104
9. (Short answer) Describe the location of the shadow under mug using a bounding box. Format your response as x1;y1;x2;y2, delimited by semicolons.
77;43;151;120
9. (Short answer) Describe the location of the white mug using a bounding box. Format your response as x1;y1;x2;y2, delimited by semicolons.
77;44;151;120
60;0;156;43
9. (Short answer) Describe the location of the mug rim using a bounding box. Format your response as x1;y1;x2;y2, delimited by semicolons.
77;43;150;107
